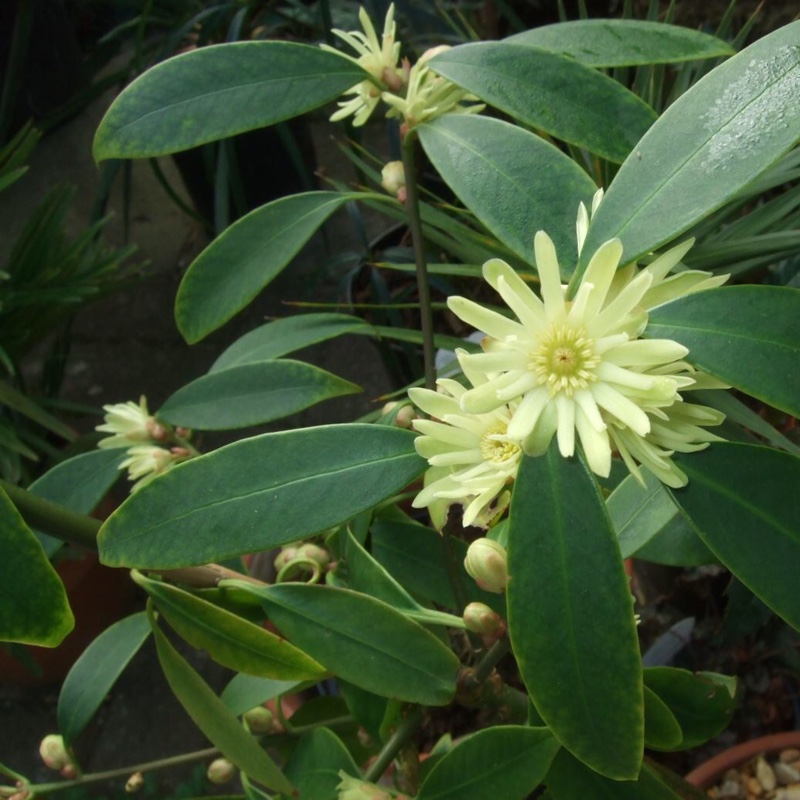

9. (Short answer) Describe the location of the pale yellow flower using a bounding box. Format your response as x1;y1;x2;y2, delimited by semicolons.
382;45;484;128
447;226;727;486
96;396;157;449
118;445;185;492
322;5;404;126
410;379;521;528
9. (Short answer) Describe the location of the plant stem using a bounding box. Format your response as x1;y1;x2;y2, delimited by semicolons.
364;706;424;783
14;747;219;796
1;479;100;549
472;638;510;684
402;134;437;391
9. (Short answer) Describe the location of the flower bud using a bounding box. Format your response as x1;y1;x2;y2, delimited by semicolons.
336;771;392;800
274;545;299;572
60;764;78;779
125;772;145;793
462;602;505;635
381;401;415;429
243;705;274;734
464;538;508;594
207;758;236;785
296;542;330;570
380;161;405;199
39;734;69;771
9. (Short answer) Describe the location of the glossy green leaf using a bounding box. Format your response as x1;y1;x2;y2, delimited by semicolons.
370;517;505;615
284;728;359;800
646;286;800;419
643;686;683;751
418;115;597;270
94;43;366;160
671;442;800;631
57;612;151;745
506;20;734;67
157;360;360;430
99;424;424;569
0;487;73;646
547;750;683;799
210;314;371;373
176;192;356;343
430;43;656;163
417;726;559;800
150;612;294;794
643;668;736;750
221;674;304;717
250;583;459;705
507;448;643;780
580;21;800;273
609;473;715;566
28;448;125;558
133;572;325;681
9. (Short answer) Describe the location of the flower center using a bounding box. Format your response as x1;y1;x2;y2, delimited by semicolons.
531;323;600;396
480;422;521;465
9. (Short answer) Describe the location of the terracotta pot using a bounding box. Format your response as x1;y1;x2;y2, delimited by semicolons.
685;731;800;789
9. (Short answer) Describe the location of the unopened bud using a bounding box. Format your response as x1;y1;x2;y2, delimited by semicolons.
8;792;30;800
175;426;191;438
125;772;145;793
207;758;236;785
296;542;330;570
146;419;169;441
274;545;299;572
60;764;78;779
463;602;505;635
380;161;405;199
464;539;508;594
381;401;415;429
337;771;392;800
243;705;274;734
39;734;69;771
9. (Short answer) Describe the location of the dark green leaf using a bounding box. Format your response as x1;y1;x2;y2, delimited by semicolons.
580;22;800;273
29;449;125;558
547;750;684;799
643;686;683;751
671;442;800;631
0;487;73;646
134;572;325;681
221;674;304;717
416;726;559;800
609;473;715;566
176;192;356;343
99;425;425;569
431;43;656;163
418;115;597;271
252;583;459;705
646;286;800;419
506;20;734;67
57;612;150;745
94;43;366;159
157;360;360;430
210;314;371;373
643;668;736;750
284;728;359;800
508;448;643;780
150;612;294;794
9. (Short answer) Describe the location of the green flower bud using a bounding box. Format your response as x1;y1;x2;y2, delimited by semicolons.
274;545;299;572
336;772;392;800
243;705;274;734
296;542;330;569
464;538;508;594
207;758;236;785
462;602;504;635
39;734;69;771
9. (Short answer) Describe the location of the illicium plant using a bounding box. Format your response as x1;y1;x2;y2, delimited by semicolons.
2;4;800;799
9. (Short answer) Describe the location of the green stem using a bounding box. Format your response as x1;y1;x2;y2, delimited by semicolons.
364;706;424;783
1;480;99;550
472;638;510;684
14;747;218;796
402;134;437;391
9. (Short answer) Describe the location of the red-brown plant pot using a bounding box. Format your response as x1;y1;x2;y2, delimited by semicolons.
685;731;800;789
